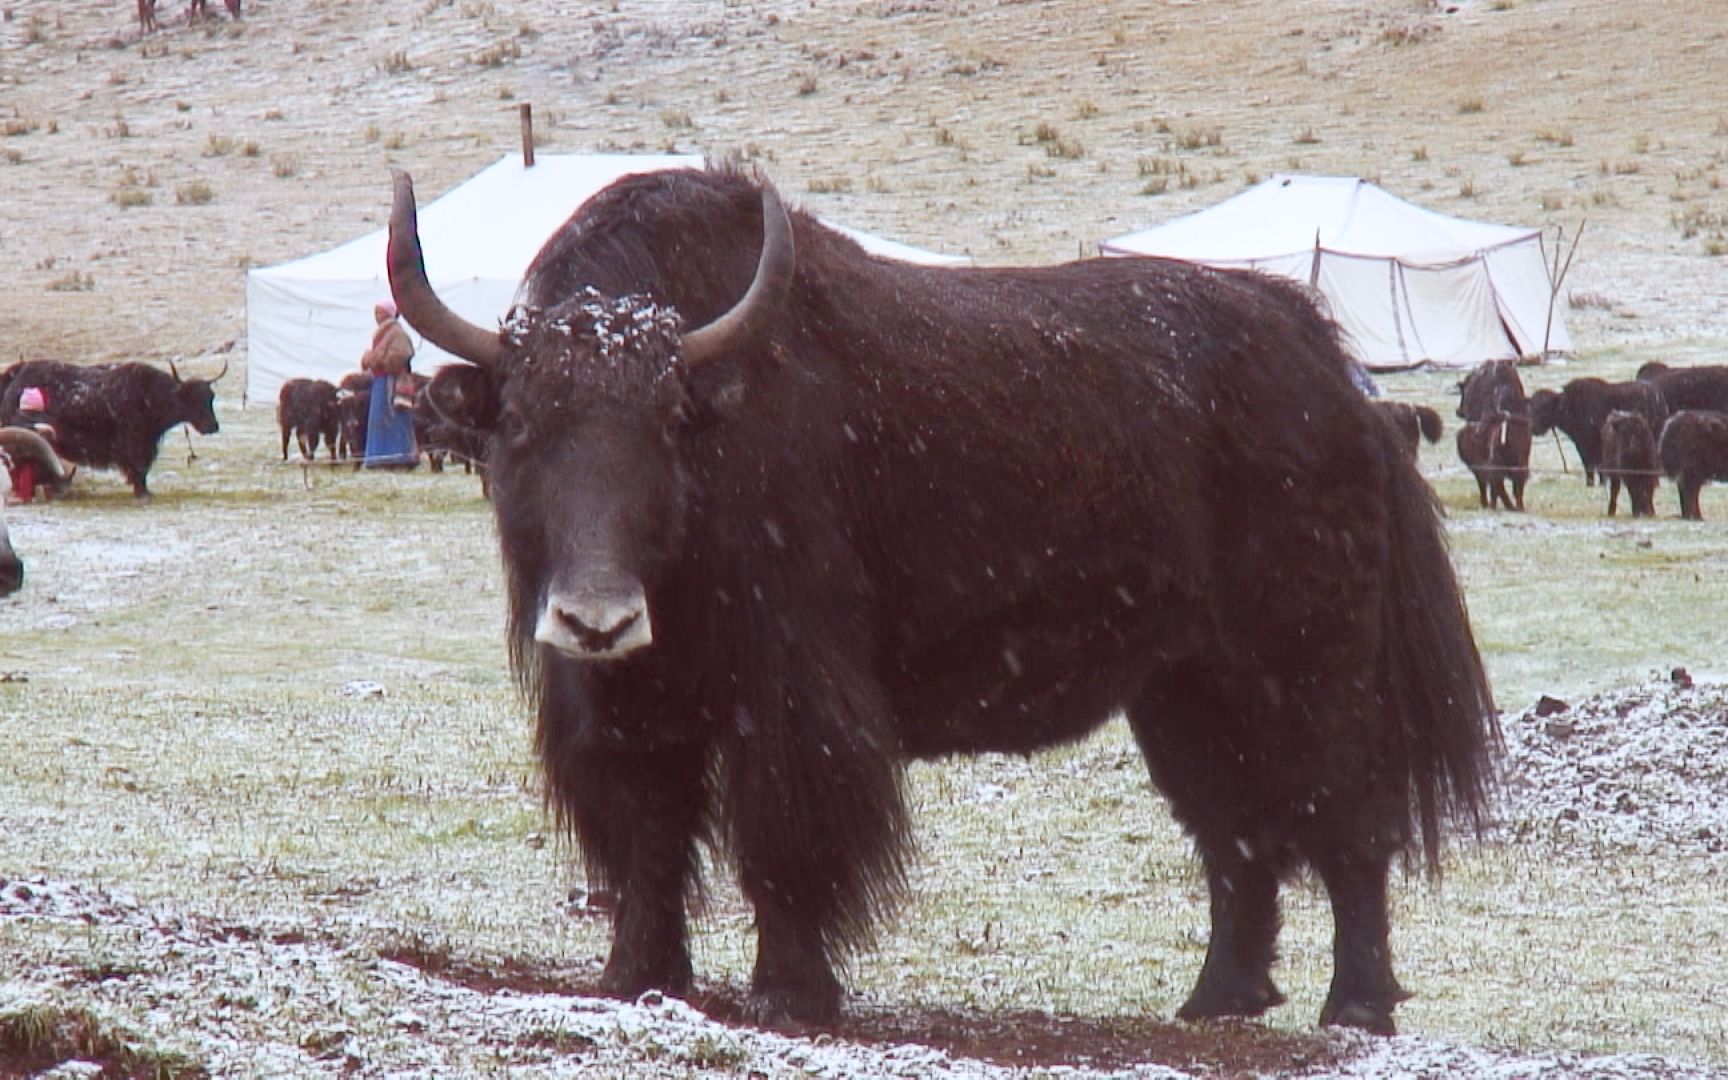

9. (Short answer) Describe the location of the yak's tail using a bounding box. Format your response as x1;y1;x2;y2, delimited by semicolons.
1379;448;1500;874
1415;404;1444;445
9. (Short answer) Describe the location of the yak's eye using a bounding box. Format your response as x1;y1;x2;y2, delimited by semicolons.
498;406;530;449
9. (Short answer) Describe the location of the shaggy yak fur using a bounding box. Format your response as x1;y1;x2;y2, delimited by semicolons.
388;165;1498;1036
1456;358;1527;422
0;359;222;497
1599;411;1660;517
1658;409;1728;520
1372;400;1444;459
1527;378;1669;487
1637;361;1728;413
276;377;340;462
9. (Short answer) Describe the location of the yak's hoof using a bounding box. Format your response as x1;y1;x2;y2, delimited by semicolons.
741;982;841;1031
600;957;691;1003
1319;998;1398;1035
1177;978;1285;1021
1319;983;1409;1035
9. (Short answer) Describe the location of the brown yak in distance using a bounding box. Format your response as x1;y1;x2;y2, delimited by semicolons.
389;165;1498;1035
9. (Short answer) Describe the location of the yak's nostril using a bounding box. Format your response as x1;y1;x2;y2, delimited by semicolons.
558;607;641;653
536;589;654;659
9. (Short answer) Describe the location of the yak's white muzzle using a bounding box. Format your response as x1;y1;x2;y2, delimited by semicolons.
535;584;654;660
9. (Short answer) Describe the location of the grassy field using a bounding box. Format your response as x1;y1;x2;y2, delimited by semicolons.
3;343;1727;1072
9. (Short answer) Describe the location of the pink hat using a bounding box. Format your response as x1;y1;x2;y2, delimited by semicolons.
375;299;398;319
19;387;45;412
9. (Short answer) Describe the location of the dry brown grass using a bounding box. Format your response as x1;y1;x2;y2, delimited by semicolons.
3;0;1725;365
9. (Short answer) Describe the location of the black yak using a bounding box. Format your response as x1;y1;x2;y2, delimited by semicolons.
0;359;223;497
1456;359;1527;421
1658;409;1728;520
1527;378;1668;487
1456;412;1532;512
335;385;371;463
1373;400;1444;459
1599;411;1659;518
389;165;1497;1035
0;428;70;597
1637;361;1728;414
413;379;489;485
277;378;340;462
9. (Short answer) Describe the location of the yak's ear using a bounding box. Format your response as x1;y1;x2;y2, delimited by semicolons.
679;363;752;432
427;364;499;432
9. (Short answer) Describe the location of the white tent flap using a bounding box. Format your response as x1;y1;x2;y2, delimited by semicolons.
1101;174;1571;370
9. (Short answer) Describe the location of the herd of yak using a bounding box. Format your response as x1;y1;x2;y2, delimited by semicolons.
1383;358;1728;521
5;352;1727;534
0;355;478;596
3;332;1728;624
274;369;485;479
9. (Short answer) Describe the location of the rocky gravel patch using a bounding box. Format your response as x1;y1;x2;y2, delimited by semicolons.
1493;676;1728;859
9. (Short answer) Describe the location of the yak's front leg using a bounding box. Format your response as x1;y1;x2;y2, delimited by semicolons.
743;886;845;1027
558;738;711;1001
723;684;909;1028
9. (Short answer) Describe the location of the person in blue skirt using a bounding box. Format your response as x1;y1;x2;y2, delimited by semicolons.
360;300;419;469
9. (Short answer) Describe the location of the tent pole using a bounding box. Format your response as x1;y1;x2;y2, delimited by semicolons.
520;103;535;168
1309;230;1322;286
1542;219;1585;355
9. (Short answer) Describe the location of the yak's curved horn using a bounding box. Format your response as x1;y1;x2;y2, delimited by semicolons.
0;427;68;481
168;358;182;383
387;169;505;370
681;183;796;370
209;354;230;383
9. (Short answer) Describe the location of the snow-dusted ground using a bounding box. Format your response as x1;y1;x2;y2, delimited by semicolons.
6;675;1728;1077
3;871;1724;1079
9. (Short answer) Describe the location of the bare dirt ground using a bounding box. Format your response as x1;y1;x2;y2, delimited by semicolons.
3;1;1728;1077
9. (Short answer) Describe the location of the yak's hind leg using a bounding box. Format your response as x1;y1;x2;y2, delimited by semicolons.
1128;676;1295;1020
1305;837;1408;1034
1180;833;1292;1019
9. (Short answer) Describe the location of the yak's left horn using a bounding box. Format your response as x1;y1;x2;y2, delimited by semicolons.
681;183;796;370
0;427;69;482
388;168;505;371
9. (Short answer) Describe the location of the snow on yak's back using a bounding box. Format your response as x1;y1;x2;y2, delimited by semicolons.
389;164;1498;1034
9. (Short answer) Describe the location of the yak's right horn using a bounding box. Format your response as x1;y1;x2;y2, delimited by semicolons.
387;169;505;371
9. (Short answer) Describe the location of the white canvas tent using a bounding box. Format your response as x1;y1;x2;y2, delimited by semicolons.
1099;174;1572;370
245;153;971;405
